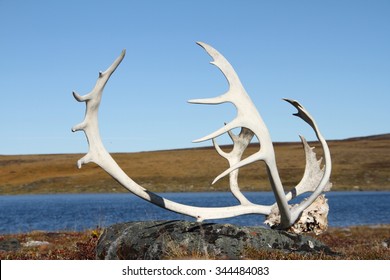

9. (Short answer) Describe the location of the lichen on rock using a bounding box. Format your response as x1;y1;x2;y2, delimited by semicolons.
96;220;334;259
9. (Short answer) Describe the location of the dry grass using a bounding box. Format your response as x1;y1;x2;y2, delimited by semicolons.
1;225;389;260
0;229;100;260
243;225;390;260
161;237;218;260
0;134;389;195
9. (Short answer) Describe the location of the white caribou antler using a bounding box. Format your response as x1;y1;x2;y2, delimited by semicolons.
72;43;332;230
189;42;331;228
212;126;254;205
72;49;272;223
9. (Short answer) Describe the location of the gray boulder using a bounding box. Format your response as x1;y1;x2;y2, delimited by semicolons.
96;220;334;259
0;238;20;252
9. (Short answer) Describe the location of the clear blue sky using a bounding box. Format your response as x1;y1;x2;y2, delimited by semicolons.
0;0;389;155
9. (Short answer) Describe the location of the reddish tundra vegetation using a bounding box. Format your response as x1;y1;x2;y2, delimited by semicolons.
0;225;389;260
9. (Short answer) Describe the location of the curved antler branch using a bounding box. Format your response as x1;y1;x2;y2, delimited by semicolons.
189;42;292;226
72;49;126;168
212;126;255;205
189;43;332;229
72;49;272;223
284;135;332;202
283;99;332;223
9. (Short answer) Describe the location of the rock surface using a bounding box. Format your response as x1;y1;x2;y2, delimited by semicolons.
0;238;21;252
97;220;334;259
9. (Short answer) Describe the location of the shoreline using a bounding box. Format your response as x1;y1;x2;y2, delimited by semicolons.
1;222;390;235
1;189;390;196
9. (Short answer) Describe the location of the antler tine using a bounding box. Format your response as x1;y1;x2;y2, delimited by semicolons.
189;42;254;143
283;136;327;201
190;42;264;146
212;126;255;205
72;91;87;102
196;41;242;91
283;98;317;133
72;49;126;168
212;138;229;159
190;41;293;226
212;151;266;184
227;128;239;142
283;99;332;223
192;118;243;143
188;96;229;105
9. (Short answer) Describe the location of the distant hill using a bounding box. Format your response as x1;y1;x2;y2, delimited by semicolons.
0;134;389;195
339;133;390;141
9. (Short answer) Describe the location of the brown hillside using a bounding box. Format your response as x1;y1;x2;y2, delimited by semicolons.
0;134;389;195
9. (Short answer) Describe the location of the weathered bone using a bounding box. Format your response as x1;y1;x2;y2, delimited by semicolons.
284;136;332;201
72;49;273;222
212;126;254;205
282;99;332;225
265;194;330;235
189;42;331;228
72;42;332;230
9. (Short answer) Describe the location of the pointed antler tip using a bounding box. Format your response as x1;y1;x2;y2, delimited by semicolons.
192;138;204;143
187;98;212;104
283;98;295;105
72;91;84;102
72;122;86;132
211;178;219;185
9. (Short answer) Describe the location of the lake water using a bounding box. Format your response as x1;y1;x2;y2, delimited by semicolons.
0;191;389;234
